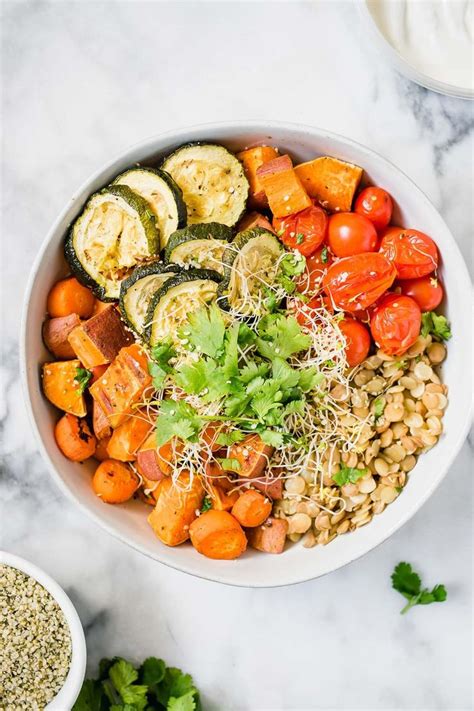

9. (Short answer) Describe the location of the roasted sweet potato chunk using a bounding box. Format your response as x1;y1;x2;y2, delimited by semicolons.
43;314;81;359
68;305;132;369
237;145;279;209
247;517;288;554
42;360;87;417
106;409;153;462
148;473;205;546
294;156;363;213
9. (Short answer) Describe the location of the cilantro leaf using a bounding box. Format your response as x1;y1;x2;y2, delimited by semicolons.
200;495;212;512
321;245;329;263
237;322;256;347
155;667;196;707
139;656;166;687
271;357;300;390
239;361;270;384
149;341;177;389
74;366;92;394
421;312;452;341
257;314;311;360
298;366;324;393
282;399;305;417
373;397;386;422
259;429;284;447
217;457;241;471
250;379;283;422
168;691;198;711
216;430;245;446
108;659;148;710
72;679;105;711
174;358;231;402
156;400;203;446
332;464;367;487
391;562;447;614
180;303;225;357
279;251;306;277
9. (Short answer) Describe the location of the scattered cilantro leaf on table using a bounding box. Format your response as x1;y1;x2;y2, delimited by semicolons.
421;312;452;341
74;366;93;394
391;562;447;614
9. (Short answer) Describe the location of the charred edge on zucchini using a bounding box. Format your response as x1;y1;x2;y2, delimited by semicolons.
112;167;187;250
218;227;284;316
119;261;180;335
145;269;222;346
64;185;160;301
162;143;249;227
164;222;233;273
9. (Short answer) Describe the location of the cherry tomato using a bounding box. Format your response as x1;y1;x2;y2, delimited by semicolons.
293;295;333;329
327;212;378;258
338;318;371;367
354;187;393;231
370;294;421;356
398;275;443;311
322;253;397;312
296;245;333;294
379;227;438;279
273;203;328;256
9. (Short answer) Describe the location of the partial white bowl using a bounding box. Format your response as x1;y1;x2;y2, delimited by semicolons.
359;1;474;100
20;121;472;587
0;551;86;709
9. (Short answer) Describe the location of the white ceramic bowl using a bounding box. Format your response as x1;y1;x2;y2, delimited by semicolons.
0;551;86;709
21;121;472;587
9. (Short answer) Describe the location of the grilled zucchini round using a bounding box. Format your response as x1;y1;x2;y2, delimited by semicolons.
112;167;186;250
164;222;233;274
162;143;249;227
119;261;179;335
65;185;160;301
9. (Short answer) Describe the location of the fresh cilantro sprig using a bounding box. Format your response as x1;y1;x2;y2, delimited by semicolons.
421;312;452;341
391;562;447;614
332;464;367;487
275;252;306;295
373;397;385;423
74;367;93;394
148;342;177;390
73;655;201;711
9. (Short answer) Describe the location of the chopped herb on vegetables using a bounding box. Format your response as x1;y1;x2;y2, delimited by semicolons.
74;367;92;394
391;562;447;614
200;496;212;513
148;341;177;389
421;312;452;341
321;245;329;263
332;464;367;487
217;457;241;471
373;397;385;422
296;233;305;245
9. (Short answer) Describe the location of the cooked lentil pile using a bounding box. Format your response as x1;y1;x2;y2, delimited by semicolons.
0;565;72;710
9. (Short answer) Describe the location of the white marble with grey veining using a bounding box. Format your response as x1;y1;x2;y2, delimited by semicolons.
1;2;473;710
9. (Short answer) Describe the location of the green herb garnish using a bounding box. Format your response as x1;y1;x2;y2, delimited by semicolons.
74;367;92;394
148;341;177;389
332;464;367;487
421;312;452;341
296;233;305;245
200;496;212;513
321;245;329;263
373;397;385;422
391;562;447;614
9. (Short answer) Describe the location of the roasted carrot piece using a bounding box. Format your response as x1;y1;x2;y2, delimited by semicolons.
92;459;139;503
208;483;239;512
237;211;276;234
231;489;272;527
189;510;247;560
256;154;311;218
148;473;205;546
54;413;96;461
247;517;288;554
89;344;152;428
47;277;95;319
42;314;81;359
294;156;363;213
106;409;153;462
136;435;184;480
68;305;132;369
42;360;87;417
94;436;111;462
237;145;279;208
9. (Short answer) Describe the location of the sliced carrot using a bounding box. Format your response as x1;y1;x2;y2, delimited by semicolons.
247;517;288;554
148;473;205;546
94;436;111;462
54;413;96;462
208;483;239;512
294;156;363;213
42;360;87;417
42;314;81;359
89;344;151;428
237;145;279;208
256;155;311;218
68;305;132;369
47;277;95;319
92;459;139;503
106;410;153;462
189;510;247;560
231;489;272;527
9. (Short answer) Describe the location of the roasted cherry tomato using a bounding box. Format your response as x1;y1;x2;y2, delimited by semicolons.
296;245;333;294
398;275;443;311
293;295;333;329
322;253;397;312
370;294;421;356
273;203;328;257
327;212;378;257
338;318;371;367
354;187;393;231
379;227;438;279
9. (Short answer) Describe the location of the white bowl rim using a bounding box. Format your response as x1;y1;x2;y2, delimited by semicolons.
358;1;474;100
0;550;86;709
20;119;473;588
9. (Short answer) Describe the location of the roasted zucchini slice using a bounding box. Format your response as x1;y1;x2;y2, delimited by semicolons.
65;185;159;301
145;269;222;345
119;261;179;335
164;222;232;274
219;227;284;316
162;143;249;226
112;167;186;249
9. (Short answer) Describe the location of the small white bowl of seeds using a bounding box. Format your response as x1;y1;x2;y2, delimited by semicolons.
0;551;86;710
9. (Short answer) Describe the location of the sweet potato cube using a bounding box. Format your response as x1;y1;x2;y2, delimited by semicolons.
136;434;183;481
256;154;312;218
237;145;279;208
247;517;288;554
237;211;275;234
42;360;87;417
148;473;205;546
106;408;153;461
294;156;363;212
89;344;152;428
43;314;81;359
68;305;132;369
92;400;112;440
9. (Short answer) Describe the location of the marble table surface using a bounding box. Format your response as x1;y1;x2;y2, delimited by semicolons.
1;2;472;710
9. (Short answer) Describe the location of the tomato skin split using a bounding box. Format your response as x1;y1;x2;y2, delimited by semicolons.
273;203;328;256
370;293;421;356
379;227;438;280
322;252;397;312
